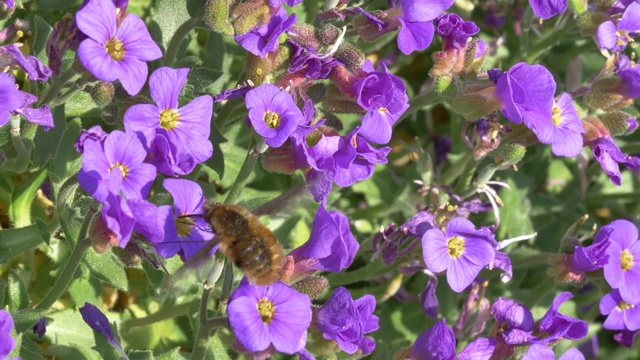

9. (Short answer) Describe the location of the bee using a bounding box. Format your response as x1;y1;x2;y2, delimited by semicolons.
202;202;285;286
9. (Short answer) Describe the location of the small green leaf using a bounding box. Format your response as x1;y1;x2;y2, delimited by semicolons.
7;270;29;309
69;275;102;307
84;250;129;292
11;308;46;333
33;16;53;62
49;117;82;198
187;67;223;93
150;0;191;51
47;308;100;358
157;347;189;360
32;106;66;170
43;345;93;360
0;277;5;306
19;335;45;360
0;224;47;263
10;167;48;228
128;350;155;360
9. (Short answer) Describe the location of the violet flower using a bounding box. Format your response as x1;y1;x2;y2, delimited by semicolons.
33;316;46;338
422;217;496;292
0;72;23;126
78;130;157;203
287;40;343;80
614;329;639;347
235;8;296;58
535;93;585;157
146;133;197;177
537;292;589;344
435;13;480;52
99;193;136;248
75;0;162;95
14;90;54;129
522;344;585;360
0;310;16;359
75;125;108;153
601;219;640;304
572;227;611;272
391;0;455;55
528;0;567;20
590;136;640;186
289;202;358;272
420;272;439;318
334;127;391;186
600;289;640;330
0;43;51;81
491;297;535;344
353;60;409;144
245;83;304;147
227;279;312;354
315;286;379;355
155;178;214;261
410;318;456;360
597;2;640;52
124;67;213;173
458;337;496;360
79;302;126;356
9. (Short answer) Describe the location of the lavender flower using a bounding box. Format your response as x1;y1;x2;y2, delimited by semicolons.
422;218;496;292
33;316;46;338
14;90;54;129
289;202;358;272
353;60;409;144
315;286;379;355
491;296;535;344
590;136;640;186
391;0;455;55
78;130;157;203
528;0;567;20
227;279;312;354
79;302;126;355
597;3;640;52
333;127;391;187
246;83;304;147
0;310;16;359
155;178;214;261
458;337;496;360
287;40;343;80
600;289;640;330
535;93;585;157
614;329;639;347
76;0;162;95
435;14;480;52
537;292;588;344
99;193;136;247
602;219;640;304
0;72;23;126
572;227;611;272
124;67;214;173
235;8;296;58
523;344;585;360
410;319;456;360
0;43;51;81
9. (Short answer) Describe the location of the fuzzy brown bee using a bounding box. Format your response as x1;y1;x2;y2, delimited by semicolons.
203;202;284;286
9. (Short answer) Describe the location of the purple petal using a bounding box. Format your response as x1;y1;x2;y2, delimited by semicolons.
78;39;120;82
149;67;189;109
116;13;162;61
116;57;148;96
423;229;452;273
75;0;116;42
123;104;160;147
596;21;619;50
529;0;567;19
399;0;454;22
163;178;204;215
522;344;555;360
396;18;435;55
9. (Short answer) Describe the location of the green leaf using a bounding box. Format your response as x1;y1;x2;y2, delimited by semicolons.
7;270;29;309
150;0;191;51
0;277;5;306
83;250;129;292
43;345;93;360
187;67;223;93
0;223;47;263
208;333;231;360
33;16;53;62
69;274;103;307
12;308;46;333
128;351;155;360
10;167;48;228
19;335;45;360
497;177;535;240
157;348;189;360
32;105;66;170
49;117;82;198
64;90;101;118
46;308;100;358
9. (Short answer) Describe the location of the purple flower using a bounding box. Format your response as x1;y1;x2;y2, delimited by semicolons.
523;344;585;360
33;316;46;338
392;0;455;55
537;292;588;344
493;63;556;131
435;14;480;51
420;272;439;318
124;67;213;173
614;329;639;347
315;286;379;355
100;194;135;247
0;72;23;126
0;43;51;81
597;3;640;52
410;319;456;360
155;178;214;261
458;337;496;360
353;60;409;144
600;289;640;330
235;8;296;58
286;40;343;80
334;127;391;186
590;136;640;186
529;0;567;20
422;217;496;292
289;202;358;272
79;302;125;354
572;227;611;272
491;297;535;344
246;83;304;147
75;125;108;153
14;90;54;129
0;310;16;359
601;219;640;304
76;0;162;95
535;93;585;157
78;130;157;203
227;279;311;354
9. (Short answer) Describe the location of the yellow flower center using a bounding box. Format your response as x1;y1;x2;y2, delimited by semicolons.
264;111;280;129
620;249;634;271
352;134;358;148
175;216;194;237
160;109;180;130
257;298;275;324
447;236;465;259
109;162;128;179
551;105;563;127
105;38;125;61
378;107;388;114
617;301;634;311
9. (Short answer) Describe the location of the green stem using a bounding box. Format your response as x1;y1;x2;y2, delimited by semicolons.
439;155;470;186
130;300;198;327
454;156;479;194
397;87;438;123
8;123;31;174
326;260;393;287
224;137;264;204
34;205;97;309
164;18;202;67
37;68;77;107
49;85;84;108
190;317;230;360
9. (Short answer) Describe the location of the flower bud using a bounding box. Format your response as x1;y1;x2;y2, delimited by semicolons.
450;83;501;120
352;10;391;41
576;11;609;35
585;91;633;112
322;84;364;113
0;0;15;20
102;103;119;125
495;141;526;165
335;41;365;69
231;1;270;35
291;275;329;299
568;0;587;15
547;254;586;287
113;244;143;267
434;75;456;98
203;0;234;36
430;49;465;78
317;23;340;45
261;145;296;174
89;215;118;254
90;82;115;107
287;23;322;49
46;13;77;75
245;53;274;85
582;116;610;144
601;111;638;136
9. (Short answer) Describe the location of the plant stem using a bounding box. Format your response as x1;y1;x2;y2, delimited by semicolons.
164;18;202;67
224;137;265;204
49;86;84;108
37;68;77;107
130;300;199;327
454;156;479;194
190;317;230;360
326;260;394;287
397;86;438;123
34;205;97;310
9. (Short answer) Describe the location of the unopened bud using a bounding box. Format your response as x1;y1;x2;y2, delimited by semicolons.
585;91;632;112
568;0;587;15
450;83;501;120
322;84;364;113
576;10;609;35
430;50;465;78
102;103;118;125
335;41;365;69
582;116;611;144
231;1;270;35
307;83;327;103
601;111;638;136
495;141;526;165
245;53;274;85
317;24;340;45
203;0;234;36
547;254;586;287
287;23;322;49
434;75;456;98
261;146;296;174
291;275;329;299
89;215;118;254
90;82;115;107
113;244;143;267
352;10;391;41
